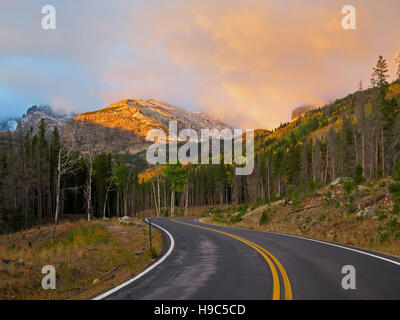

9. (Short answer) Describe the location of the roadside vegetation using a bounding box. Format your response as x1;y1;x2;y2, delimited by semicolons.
200;174;400;257
0;217;162;299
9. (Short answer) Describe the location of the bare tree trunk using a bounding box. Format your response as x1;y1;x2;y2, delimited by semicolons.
362;123;365;172
171;184;175;216
52;151;61;240
152;180;159;217
123;187;128;217
178;187;185;215
381;126;385;176
266;155;271;200
116;189;120;217
184;181;189;216
341;128;344;174
84;149;95;222
87;171;92;222
103;180;112;219
260;178;264;200
353;127;359;164
157;177;161;216
324;143;329;186
85;160;93;222
164;182;168;216
370;134;375;179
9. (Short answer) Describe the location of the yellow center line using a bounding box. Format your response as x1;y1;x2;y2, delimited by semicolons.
171;218;292;300
240;237;293;300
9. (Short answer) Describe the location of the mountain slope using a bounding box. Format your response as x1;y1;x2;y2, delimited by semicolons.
64;99;232;154
17;105;77;136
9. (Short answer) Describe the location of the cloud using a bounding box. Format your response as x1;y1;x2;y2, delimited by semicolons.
0;0;399;128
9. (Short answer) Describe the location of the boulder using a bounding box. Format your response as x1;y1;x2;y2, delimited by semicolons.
357;185;370;194
330;177;352;186
356;207;377;218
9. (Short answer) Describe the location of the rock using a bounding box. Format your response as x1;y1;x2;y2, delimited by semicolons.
357;185;369;194
15;259;25;266
93;278;100;285
330;178;342;186
330;177;352;186
18;105;76;137
356;207;377;218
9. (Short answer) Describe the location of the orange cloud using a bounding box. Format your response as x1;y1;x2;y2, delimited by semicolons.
4;1;398;129
108;0;399;129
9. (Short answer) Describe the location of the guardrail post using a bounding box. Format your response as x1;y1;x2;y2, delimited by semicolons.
149;220;152;250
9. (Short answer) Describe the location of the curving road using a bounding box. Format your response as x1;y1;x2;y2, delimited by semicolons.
97;217;400;300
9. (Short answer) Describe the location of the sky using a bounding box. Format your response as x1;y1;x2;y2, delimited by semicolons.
1;0;400;129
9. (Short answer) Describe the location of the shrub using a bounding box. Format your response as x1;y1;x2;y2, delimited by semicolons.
307;179;317;192
389;159;400;214
376;165;383;179
323;191;333;205
343;180;356;196
353;164;365;185
151;247;158;259
229;212;245;224
259;210;271;225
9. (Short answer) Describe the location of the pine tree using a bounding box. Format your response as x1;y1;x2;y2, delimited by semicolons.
389;159;400;214
371;55;389;88
353;163;364;185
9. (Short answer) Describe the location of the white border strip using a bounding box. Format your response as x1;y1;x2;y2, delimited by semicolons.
270;231;400;266
93;218;175;300
198;219;400;267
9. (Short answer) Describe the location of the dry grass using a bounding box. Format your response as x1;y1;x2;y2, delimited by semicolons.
0;217;162;300
198;179;400;258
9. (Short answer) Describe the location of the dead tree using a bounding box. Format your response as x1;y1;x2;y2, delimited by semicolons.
52;144;79;240
83;145;96;222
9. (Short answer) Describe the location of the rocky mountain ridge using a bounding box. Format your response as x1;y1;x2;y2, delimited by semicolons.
64;99;233;154
3;99;233;154
17;105;77;136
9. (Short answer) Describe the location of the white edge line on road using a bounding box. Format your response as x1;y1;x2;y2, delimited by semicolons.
92;218;175;300
197;218;400;267
270;231;400;266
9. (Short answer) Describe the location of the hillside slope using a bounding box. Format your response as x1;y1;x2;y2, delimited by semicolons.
63;99;232;154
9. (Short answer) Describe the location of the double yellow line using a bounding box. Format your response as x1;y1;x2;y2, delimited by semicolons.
171;219;292;300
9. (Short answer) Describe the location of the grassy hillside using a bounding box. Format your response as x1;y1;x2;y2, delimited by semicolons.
199;177;400;257
0;217;162;299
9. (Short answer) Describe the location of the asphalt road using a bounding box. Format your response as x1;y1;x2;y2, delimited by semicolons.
99;217;400;300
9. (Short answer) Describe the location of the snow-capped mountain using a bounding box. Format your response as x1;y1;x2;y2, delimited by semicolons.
63;99;233;154
17;105;78;136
